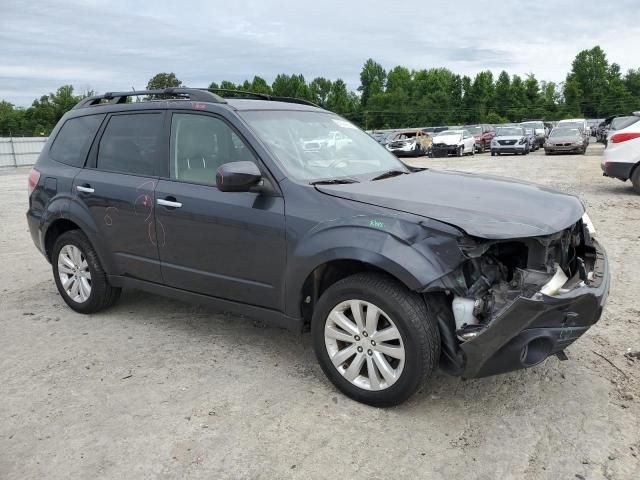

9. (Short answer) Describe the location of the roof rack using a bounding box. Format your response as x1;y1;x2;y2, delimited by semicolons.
73;88;227;109
206;88;319;107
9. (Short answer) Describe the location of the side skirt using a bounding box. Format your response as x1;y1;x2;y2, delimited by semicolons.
107;275;302;332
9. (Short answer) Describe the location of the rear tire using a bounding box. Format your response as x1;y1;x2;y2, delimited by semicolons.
631;166;640;194
52;230;121;314
311;273;440;407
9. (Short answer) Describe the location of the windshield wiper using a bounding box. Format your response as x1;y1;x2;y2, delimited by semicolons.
310;177;360;185
370;170;409;181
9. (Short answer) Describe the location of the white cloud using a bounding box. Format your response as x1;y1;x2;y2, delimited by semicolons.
1;0;638;106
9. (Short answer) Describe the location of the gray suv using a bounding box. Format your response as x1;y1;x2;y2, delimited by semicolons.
27;88;609;406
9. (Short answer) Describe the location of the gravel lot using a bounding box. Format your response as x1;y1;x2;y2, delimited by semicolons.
1;142;639;479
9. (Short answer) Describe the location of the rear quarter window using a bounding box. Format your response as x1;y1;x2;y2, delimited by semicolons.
49;114;105;167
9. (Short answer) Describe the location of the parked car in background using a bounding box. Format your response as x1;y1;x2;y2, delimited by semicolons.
369;131;392;145
544;127;587;154
367;130;394;145
431;129;475;157
605;116;639;146
491;126;530;155
601;112;640;193
520;120;546;147
422;126;449;136
544;121;555;134
523;128;539;151
463;124;496;153
385;129;432;157
596;119;610;143
557;119;589;144
587;119;603;137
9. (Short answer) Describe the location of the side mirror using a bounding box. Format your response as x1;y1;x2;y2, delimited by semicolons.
216;161;262;192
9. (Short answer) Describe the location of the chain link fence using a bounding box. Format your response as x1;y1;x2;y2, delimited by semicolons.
0;137;47;167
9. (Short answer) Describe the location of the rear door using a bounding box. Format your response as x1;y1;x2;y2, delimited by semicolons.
72;111;166;282
154;112;286;309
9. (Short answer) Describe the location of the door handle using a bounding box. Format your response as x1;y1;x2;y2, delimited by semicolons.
76;185;94;193
157;198;182;208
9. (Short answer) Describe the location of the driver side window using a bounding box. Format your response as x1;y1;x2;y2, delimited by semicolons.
169;113;257;186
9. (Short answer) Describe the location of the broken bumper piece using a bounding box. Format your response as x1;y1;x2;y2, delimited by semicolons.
460;240;609;378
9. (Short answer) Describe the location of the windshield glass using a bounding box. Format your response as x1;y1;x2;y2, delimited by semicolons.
496;127;524;136
436;130;462;136
465;126;482;134
550;128;580;138
557;122;583;130
240;110;407;182
521;121;543;129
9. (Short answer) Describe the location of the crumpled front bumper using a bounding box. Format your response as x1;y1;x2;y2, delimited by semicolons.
460;240;609;378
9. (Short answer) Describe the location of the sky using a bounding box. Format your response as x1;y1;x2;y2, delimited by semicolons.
1;0;639;107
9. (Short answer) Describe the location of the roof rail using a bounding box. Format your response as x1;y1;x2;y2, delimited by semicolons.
73;88;227;109
206;88;320;107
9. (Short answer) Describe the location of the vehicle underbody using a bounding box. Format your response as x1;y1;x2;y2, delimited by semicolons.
425;217;609;378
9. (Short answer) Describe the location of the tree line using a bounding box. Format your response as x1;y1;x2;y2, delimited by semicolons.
1;46;639;136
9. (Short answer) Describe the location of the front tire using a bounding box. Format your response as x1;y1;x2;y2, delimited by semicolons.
312;273;440;407
52;230;121;314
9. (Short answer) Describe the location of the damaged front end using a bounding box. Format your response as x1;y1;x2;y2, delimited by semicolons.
426;214;610;378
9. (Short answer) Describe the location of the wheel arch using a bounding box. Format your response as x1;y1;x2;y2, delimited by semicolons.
290;249;436;327
43;198;116;274
44;218;82;261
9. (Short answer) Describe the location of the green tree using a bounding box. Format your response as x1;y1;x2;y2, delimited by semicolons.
271;74;312;100
219;80;237;90
565;46;608;117
326;79;351;114
146;72;182;90
309;77;332;107
493;71;511;118
358;59;386;107
562;77;583;117
249;76;272;95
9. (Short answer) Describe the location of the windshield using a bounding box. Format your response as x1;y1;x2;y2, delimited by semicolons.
465;126;482;134
521;121;544;129
240;110;407;182
435;131;462;140
496;127;524;136
550;128;581;138
557;122;583;131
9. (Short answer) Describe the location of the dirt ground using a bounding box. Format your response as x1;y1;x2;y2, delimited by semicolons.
1;142;638;480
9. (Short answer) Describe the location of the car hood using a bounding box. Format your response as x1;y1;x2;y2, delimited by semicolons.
316;170;584;239
433;136;461;145
495;135;524;141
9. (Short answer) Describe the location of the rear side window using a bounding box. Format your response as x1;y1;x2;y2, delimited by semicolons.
49;114;104;167
611;116;639;131
97;113;163;176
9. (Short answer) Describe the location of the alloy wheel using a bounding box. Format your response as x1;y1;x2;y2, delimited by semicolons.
324;300;405;391
57;245;92;303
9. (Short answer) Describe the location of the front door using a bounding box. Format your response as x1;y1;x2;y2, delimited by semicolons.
73;111;165;282
155;112;286;310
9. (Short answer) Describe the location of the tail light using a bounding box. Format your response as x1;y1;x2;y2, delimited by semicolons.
610;132;640;144
28;168;41;196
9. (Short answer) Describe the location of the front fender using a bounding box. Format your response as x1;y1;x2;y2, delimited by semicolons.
284;214;465;316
